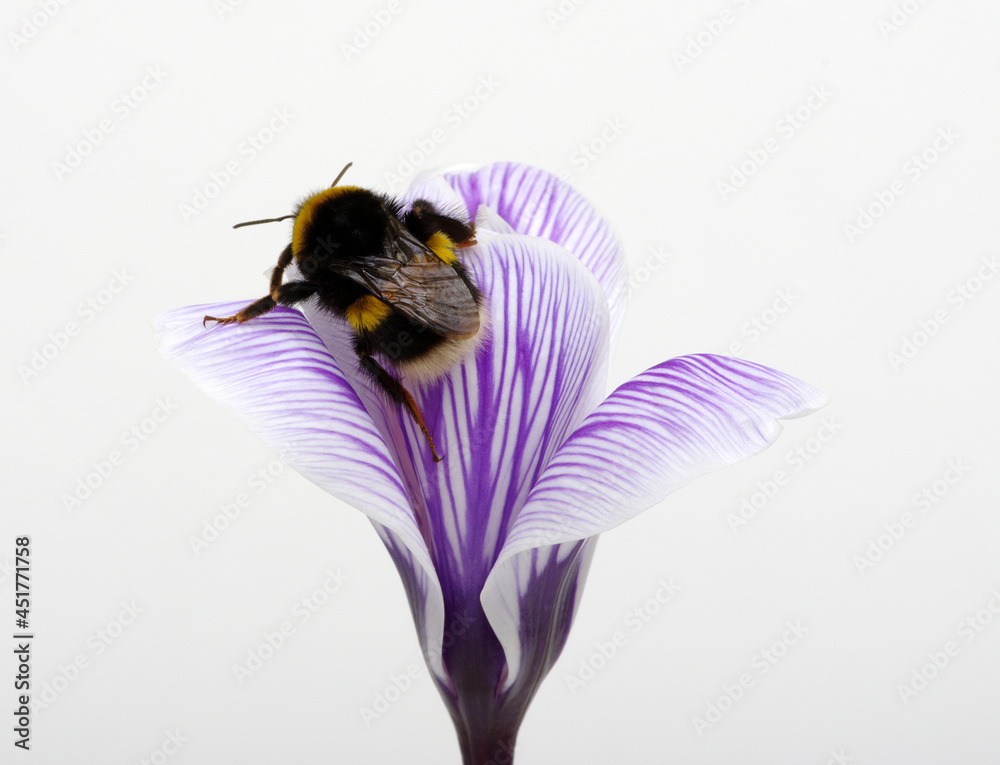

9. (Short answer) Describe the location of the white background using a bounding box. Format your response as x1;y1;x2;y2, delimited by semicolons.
3;1;999;763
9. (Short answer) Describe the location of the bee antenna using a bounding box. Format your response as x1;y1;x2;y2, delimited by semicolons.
331;161;353;187
231;162;352;229
232;214;297;230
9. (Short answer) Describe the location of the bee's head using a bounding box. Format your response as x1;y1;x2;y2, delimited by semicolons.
292;186;392;269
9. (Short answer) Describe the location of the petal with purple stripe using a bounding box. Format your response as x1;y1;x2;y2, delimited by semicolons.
371;520;451;688
399;170;468;217
299;233;609;580
443;162;628;342
481;538;597;701
295;232;611;705
480;354;825;690
502;354;827;556
445;538;597;757
153;302;448;681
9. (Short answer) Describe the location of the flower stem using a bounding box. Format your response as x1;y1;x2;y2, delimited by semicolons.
439;598;522;765
456;729;516;765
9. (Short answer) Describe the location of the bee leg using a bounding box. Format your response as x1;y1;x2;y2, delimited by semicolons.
404;200;477;248
272;280;318;305
454;229;477;248
203;277;317;327
203;295;277;326
357;353;444;463
268;244;294;294
203;246;297;326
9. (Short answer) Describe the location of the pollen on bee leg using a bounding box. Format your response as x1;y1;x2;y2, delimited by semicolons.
427;232;458;265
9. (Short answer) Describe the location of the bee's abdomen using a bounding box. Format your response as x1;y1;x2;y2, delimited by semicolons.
374;311;487;385
337;293;486;385
363;313;445;364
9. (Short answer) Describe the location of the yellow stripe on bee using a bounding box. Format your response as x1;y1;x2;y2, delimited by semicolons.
292;185;360;256
427;232;457;265
345;295;392;332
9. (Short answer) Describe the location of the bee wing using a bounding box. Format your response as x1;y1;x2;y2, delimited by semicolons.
378;257;481;337
331;233;480;337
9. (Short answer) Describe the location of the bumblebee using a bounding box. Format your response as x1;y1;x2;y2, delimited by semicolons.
204;163;484;462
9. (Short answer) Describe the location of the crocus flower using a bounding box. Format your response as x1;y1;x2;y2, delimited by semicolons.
155;162;824;764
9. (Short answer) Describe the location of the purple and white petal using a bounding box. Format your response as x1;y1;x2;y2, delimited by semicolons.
499;354;827;557
443;162;628;342
299;234;610;580
473;204;517;237
402;171;517;238
371;520;451;689
479;355;824;690
398;170;468;218
153;302;448;681
155;162;830;761
481;538;597;697
296;233;611;698
444;538;598;758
